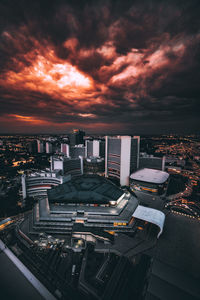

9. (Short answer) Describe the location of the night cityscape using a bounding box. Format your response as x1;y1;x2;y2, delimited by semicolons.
0;1;200;300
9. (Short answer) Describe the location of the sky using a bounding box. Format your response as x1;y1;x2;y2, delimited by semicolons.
0;0;200;134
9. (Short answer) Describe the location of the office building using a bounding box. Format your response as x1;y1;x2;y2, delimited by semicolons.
69;129;85;146
37;140;45;153
46;142;53;154
85;140;105;158
28;140;38;154
60;143;70;156
51;155;83;177
84;157;105;174
130;136;140;172
70;144;86;159
139;153;165;171
105;136;140;186
21;171;70;199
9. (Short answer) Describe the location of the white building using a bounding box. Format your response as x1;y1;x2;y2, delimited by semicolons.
105;136;140;186
139;153;165;171
85;140;105;158
37;140;45;153
46;142;53;154
21;171;71;200
61;143;70;156
51;155;83;176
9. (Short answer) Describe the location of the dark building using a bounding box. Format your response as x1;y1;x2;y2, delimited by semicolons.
28;140;37;154
51;155;83;177
130;136;140;173
139;153;165;171
70;144;86;159
84;157;105;174
69;129;85;146
20;174;165;242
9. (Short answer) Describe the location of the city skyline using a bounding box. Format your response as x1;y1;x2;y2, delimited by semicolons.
0;0;200;134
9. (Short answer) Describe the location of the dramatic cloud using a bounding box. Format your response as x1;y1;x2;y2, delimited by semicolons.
0;0;200;133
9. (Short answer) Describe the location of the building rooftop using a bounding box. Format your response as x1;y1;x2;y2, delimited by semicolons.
130;168;169;184
48;175;124;204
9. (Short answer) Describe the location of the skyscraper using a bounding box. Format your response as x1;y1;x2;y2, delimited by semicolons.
85;139;105;157
46;142;53;154
28;140;37;154
69;129;85;146
37;140;45;153
51;155;83;176
105;136;140;186
130;136;140;172
61;143;70;156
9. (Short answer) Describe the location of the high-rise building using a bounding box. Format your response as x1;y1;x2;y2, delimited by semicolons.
105;136;140;186
51;155;83;176
21;174;27;199
70;144;86;159
46;142;53;154
37;140;45;153
130;136;140;173
69;129;85;146
84;157;105;175
61;143;70;156
85;140;105;158
139;153;165;171
28;140;37;154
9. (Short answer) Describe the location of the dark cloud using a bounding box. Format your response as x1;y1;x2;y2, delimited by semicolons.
0;0;200;134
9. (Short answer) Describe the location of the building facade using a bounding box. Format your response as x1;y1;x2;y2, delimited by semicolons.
70;144;86;159
130;168;169;195
21;171;66;199
85;140;105;158
69;129;85;146
46;142;53;154
60;143;70;156
105;136;140;186
51;155;83;177
37;140;45;153
139;153;165;171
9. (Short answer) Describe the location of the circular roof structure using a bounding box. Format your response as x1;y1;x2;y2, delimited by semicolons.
47;174;124;204
130;168;169;184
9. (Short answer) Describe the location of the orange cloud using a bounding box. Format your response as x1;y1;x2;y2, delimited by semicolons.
10;114;50;125
1;48;95;104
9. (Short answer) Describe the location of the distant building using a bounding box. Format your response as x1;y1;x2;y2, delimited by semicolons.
165;157;185;167
139;153;165;171
37;140;45;153
130;168;169;195
84;157;105;174
70;144;86;159
130;136;140;172
51;155;83;177
21;174;27;199
85;140;105;158
21;171;70;200
45;142;53;154
105;136;140;186
60;143;70;156
28;140;37;154
69;129;85;146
